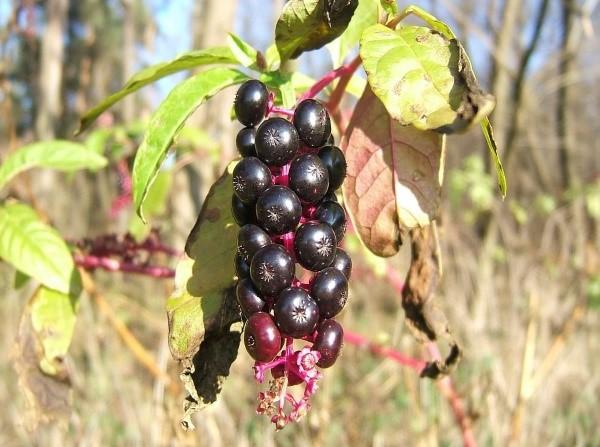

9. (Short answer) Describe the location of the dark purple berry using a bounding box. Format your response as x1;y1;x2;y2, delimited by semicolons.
294;222;336;271
250;244;295;297
234;80;269;127
313;319;343;368
236;278;266;317
271;363;303;386
273;287;319;338
289;154;329;204
237;224;271;263
293;99;331;148
244;312;282;362
320;191;338;204
318;145;346;192
235;252;250;279
255;117;300;166
255;185;302;235
231;195;254;226
331;248;352;279
314;200;346;241
310;267;348;318
236;127;257;157
232;156;272;204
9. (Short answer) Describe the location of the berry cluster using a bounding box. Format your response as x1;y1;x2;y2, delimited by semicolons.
231;80;351;429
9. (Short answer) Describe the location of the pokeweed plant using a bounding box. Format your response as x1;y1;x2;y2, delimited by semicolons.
0;0;508;433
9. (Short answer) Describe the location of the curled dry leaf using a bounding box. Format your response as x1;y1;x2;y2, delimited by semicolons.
342;87;445;257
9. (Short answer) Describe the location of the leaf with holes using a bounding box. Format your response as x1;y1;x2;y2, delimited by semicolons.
77;47;237;133
275;0;359;62
0;141;107;191
360;23;495;133
0;202;79;294
342;87;444;257
132;68;248;221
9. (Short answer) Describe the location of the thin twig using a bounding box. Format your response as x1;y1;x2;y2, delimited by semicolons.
79;270;178;394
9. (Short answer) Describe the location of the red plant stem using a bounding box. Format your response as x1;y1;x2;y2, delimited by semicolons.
74;254;175;278
270;106;295;118
428;344;477;447
301;55;362;102
344;330;427;371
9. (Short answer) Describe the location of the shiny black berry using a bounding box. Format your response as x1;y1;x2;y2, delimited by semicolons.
289;154;329;204
255;117;300;166
320;191;338;204
236;127;257;157
273;287;319;338
310;267;348;318
235;252;250;279
255;185;302;235
294;222;336;271
293;99;331;148
232;156;272;204
236;277;266;317
237;224;271;263
250;244;295;297
244;312;282;362
313;319;344;368
232;195;254;226
234;80;269;127
331;248;352;279
318;145;346;192
314;200;346;241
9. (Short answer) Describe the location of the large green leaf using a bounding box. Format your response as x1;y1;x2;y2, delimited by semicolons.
77;47;238;133
132;68;248;221
227;33;258;68
275;0;359;62
0;141;107;191
128;169;172;241
328;0;380;66
0;202;78;294
360;23;495;132
166;162;239;361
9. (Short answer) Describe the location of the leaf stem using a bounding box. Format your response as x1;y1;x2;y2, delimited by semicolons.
301;55;362;102
74;253;175;278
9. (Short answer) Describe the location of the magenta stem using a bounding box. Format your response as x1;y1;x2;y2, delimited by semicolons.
270;106;295;118
74;253;175;278
300;58;362;101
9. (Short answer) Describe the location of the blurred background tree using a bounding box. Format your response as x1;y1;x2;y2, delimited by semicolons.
0;0;599;445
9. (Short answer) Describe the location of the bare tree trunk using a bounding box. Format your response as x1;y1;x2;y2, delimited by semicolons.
488;0;520;156
35;0;68;139
121;0;135;123
557;0;577;190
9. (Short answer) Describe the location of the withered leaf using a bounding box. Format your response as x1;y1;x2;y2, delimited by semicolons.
342;87;445;257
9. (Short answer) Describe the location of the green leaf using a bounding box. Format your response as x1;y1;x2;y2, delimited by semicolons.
77;47;238;134
360;24;495;132
132;67;248;221
84;129;113;154
265;43;281;71
0;202;78;294
14;269;30;290
128;170;172;241
328;0;380;66
30;286;80;375
260;72;297;108
275;0;359;62
380;0;398;16
393;5;455;39
481;117;507;198
227;33;258;68
0;141;107;191
166;162;239;361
